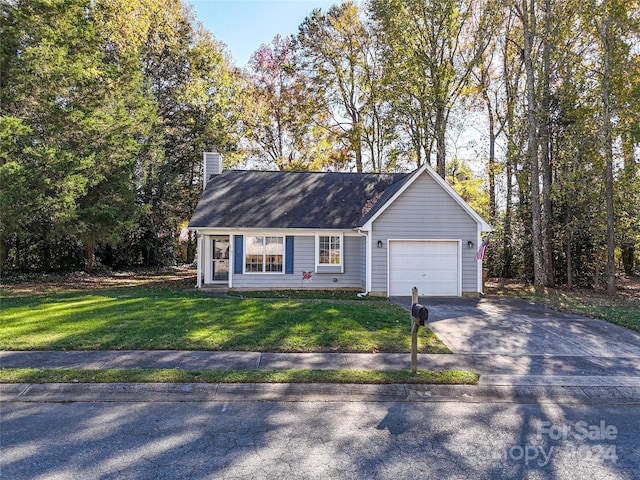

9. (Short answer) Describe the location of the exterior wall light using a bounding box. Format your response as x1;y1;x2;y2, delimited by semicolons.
377;240;383;248
468;241;474;249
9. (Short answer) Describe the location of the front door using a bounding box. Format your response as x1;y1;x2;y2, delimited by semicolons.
211;236;230;282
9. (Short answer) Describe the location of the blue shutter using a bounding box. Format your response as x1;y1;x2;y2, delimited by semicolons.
285;236;294;274
234;235;243;274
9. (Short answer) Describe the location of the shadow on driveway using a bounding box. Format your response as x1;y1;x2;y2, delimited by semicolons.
390;296;640;357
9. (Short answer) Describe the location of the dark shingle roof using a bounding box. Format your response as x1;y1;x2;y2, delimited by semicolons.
188;170;412;230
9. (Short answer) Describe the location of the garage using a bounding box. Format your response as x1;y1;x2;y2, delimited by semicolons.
388;240;460;296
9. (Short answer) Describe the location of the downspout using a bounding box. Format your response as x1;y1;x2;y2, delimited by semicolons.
228;234;233;289
477;227;483;295
196;232;202;289
356;228;370;295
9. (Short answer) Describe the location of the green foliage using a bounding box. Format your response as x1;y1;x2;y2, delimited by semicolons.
369;0;492;175
1;0;142;270
296;2;397;172
1;0;638;288
0;0;240;272
473;0;640;287
446;158;490;219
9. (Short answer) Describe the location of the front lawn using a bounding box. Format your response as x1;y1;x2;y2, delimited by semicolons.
0;275;449;353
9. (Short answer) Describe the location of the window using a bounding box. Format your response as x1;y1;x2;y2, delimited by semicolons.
245;236;283;273
317;235;342;266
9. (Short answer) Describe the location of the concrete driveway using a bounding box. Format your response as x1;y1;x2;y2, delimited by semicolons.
392;296;640;357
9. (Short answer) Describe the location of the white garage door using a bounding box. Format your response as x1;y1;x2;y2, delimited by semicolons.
389;241;460;296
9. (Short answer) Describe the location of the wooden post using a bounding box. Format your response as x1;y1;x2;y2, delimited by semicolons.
411;286;419;374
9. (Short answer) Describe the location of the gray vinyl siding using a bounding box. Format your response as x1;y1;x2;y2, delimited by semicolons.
232;234;363;289
360;236;367;290
371;171;478;294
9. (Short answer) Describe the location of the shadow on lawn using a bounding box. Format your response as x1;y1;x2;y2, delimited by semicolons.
1;283;448;353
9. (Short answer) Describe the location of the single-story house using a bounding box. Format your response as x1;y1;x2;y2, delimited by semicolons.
188;151;492;296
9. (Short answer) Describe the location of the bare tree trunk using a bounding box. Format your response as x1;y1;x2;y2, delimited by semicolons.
482;84;497;221
600;0;616;295
522;0;547;287
85;243;96;273
540;0;555;286
0;234;7;270
501;21;519;279
355;142;364;173
503;138;515;278
435;106;446;178
566;233;573;289
594;245;601;290
620;131;637;275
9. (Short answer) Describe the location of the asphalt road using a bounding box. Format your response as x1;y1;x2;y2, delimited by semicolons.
3;400;639;479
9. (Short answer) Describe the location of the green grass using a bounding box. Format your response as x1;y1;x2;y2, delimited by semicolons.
0;368;478;385
226;290;388;301
489;283;640;333
0;285;449;353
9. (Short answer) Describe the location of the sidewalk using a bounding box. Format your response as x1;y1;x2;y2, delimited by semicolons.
2;350;640;404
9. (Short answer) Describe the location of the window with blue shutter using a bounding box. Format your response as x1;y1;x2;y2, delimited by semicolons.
234;235;243;274
285;236;294;274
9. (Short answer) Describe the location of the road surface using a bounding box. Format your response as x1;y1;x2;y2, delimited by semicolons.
3;399;639;479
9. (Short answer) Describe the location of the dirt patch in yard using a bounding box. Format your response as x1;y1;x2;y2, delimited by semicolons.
486;276;640;305
1;267;197;296
618;276;640;303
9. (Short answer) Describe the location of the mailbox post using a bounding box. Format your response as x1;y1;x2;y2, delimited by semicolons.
410;287;429;374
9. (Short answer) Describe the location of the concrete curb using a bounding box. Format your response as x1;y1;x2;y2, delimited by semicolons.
3;351;640;404
3;382;640;405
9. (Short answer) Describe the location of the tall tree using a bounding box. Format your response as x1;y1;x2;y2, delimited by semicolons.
538;0;556;286
1;0;240;271
370;0;493;176
1;0;148;271
589;0;638;294
297;2;393;172
494;9;525;279
511;0;547;286
243;35;334;170
94;0;240;266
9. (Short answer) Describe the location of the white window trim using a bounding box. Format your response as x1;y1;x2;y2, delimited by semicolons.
315;233;344;273
243;235;286;275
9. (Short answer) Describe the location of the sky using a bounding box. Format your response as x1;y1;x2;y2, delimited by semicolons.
189;0;340;67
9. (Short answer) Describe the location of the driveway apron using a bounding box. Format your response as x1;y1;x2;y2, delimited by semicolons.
391;296;640;357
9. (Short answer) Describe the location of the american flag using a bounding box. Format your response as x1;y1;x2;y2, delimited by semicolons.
476;237;489;260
